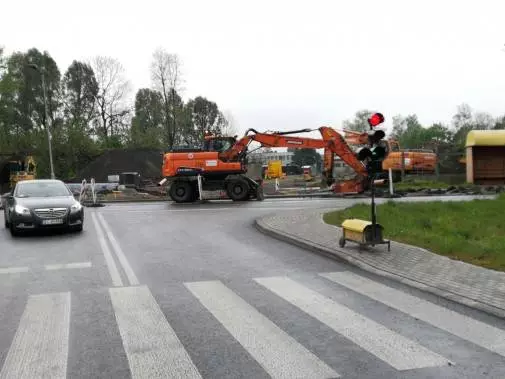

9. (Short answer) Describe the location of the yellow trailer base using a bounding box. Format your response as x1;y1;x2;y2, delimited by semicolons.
339;219;390;251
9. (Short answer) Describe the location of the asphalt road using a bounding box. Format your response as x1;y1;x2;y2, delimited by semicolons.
0;196;504;379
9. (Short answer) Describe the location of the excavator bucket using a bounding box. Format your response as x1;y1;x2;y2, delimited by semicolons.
331;180;364;194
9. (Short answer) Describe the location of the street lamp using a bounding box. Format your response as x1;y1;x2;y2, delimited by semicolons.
28;63;55;179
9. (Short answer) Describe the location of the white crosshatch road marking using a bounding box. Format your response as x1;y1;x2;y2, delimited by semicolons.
0;267;29;274
321;271;505;357
0;292;71;379
185;280;339;379
109;285;202;379
255;276;450;371
44;262;92;270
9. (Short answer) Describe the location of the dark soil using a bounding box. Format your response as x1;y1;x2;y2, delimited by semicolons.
73;148;163;183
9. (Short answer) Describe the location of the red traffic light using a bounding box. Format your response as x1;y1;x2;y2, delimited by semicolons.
368;113;385;128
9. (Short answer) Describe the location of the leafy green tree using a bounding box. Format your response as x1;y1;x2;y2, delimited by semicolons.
130;88;164;148
391;114;426;148
292;148;322;172
62;60;98;130
425;123;453;144
0;48;61;152
0;47;13;150
185;96;225;143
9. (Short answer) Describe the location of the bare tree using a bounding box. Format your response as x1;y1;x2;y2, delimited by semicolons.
220;110;239;137
91;56;131;143
150;48;184;148
473;111;494;130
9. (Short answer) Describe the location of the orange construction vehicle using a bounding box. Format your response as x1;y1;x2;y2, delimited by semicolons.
160;121;386;202
342;130;437;182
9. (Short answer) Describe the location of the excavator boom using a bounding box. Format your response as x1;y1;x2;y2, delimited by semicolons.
220;126;368;177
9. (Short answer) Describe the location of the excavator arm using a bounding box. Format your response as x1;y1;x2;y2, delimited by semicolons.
341;129;370;145
218;126;369;193
218;128;324;162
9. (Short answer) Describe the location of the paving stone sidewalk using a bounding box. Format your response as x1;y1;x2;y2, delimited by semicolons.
256;208;505;319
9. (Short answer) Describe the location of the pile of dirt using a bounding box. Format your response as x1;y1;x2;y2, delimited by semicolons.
74;148;163;183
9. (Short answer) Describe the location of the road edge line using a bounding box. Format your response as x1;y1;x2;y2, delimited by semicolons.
91;212;123;287
97;213;140;286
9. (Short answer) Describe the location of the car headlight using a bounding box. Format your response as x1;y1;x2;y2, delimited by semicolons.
70;202;82;213
14;205;30;215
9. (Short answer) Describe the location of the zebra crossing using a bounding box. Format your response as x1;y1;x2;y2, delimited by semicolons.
1;270;505;379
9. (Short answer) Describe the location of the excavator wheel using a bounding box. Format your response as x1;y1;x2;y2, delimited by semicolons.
226;178;250;201
169;181;195;203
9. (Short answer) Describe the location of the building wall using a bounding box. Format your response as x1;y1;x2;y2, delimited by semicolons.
466;147;473;183
472;146;505;184
249;151;295;165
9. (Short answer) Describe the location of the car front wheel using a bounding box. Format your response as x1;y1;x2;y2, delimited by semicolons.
10;223;20;237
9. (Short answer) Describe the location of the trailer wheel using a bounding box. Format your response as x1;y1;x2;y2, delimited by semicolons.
226;178;250;201
339;237;345;248
169;181;194;203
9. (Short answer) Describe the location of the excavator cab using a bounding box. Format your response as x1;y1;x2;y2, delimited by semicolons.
388;140;400;152
202;136;236;153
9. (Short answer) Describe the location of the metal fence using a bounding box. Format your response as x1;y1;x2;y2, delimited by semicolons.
391;151;466;184
332;151;467;184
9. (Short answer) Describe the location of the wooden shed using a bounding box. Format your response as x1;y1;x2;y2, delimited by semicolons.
466;130;505;184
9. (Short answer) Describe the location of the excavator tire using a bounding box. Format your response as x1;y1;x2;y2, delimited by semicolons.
169;181;195;203
226;178;250;201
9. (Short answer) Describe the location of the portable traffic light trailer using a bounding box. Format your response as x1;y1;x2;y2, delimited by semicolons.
338;218;390;251
339;112;391;251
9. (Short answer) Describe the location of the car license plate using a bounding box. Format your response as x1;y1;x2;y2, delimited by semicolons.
42;219;63;225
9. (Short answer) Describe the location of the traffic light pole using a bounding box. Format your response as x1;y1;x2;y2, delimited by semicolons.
338;111;390;252
370;174;376;226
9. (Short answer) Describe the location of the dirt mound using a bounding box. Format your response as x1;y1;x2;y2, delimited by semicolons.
75;148;163;183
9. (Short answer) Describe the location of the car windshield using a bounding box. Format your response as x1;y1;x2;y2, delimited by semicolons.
15;182;71;198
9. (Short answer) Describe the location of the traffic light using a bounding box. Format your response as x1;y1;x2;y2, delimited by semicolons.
366;113;386;175
355;112;387;175
368;112;384;128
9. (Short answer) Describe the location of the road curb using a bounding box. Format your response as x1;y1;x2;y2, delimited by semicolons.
91;192;495;203
255;217;505;320
76;191;499;204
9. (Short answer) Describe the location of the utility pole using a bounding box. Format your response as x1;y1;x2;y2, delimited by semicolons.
28;63;55;179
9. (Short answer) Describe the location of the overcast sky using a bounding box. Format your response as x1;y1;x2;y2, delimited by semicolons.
2;0;505;136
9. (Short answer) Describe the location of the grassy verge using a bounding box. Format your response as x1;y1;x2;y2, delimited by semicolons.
393;179;451;190
323;194;505;271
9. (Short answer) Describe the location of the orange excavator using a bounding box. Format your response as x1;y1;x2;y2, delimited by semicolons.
160;122;384;203
342;129;437;182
